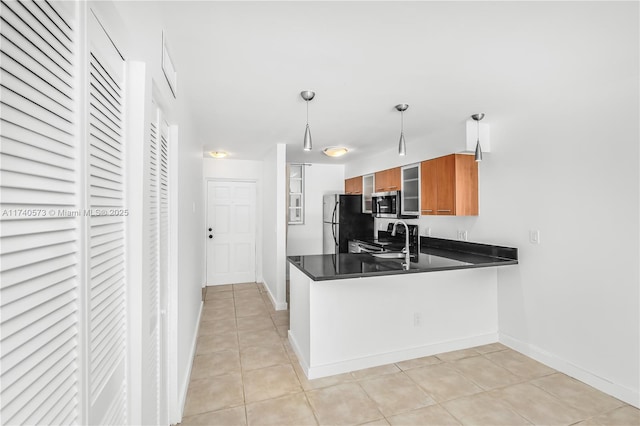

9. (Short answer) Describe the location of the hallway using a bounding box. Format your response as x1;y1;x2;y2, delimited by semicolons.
179;283;639;425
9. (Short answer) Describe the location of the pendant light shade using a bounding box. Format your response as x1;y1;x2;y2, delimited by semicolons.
471;113;485;162
474;139;483;162
301;90;315;151
395;104;409;156
303;124;312;151
398;132;406;156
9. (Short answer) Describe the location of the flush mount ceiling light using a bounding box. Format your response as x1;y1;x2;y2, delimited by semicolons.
471;113;485;162
209;151;228;158
323;146;349;157
301;90;315;151
395;104;409;156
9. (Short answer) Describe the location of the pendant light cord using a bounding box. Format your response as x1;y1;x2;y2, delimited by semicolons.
306;100;309;126
401;110;404;135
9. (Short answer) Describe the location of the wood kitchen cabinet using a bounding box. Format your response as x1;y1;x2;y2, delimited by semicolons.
374;167;401;192
420;154;478;216
344;176;362;194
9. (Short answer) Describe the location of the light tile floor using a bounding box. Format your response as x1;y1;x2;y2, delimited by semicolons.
179;282;639;426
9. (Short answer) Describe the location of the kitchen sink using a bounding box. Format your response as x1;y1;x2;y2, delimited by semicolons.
370;252;406;259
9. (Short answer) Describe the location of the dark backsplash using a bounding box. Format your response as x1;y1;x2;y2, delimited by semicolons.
419;237;518;261
378;224;419;259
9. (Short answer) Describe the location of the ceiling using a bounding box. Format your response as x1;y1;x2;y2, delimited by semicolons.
116;1;561;165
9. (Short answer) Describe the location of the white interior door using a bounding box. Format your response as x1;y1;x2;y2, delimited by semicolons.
86;9;127;425
206;181;256;285
0;1;80;424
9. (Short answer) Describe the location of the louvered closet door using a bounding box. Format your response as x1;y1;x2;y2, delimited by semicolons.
143;111;169;425
143;110;160;425
86;10;127;425
0;1;80;424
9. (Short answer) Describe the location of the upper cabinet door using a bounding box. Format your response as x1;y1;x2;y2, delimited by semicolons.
362;174;375;213
374;167;401;192
388;167;401;191
420;159;437;215
453;154;479;216
436;154;456;214
420;154;478;216
401;163;420;216
344;176;362;194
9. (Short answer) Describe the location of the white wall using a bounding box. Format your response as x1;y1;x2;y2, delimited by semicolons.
345;2;639;406
261;144;288;309
173;109;205;416
203;158;264;283
287;164;345;256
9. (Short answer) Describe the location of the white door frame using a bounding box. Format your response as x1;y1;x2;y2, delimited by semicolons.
205;178;258;286
167;124;180;423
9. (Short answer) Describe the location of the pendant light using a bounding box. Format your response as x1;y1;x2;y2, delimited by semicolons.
395;104;409;156
471;113;485;162
300;90;315;151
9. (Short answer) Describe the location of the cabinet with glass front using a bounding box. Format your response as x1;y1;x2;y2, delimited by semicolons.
288;164;304;224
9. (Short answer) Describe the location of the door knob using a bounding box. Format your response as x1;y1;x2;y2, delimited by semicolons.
208;227;212;231
209;235;213;239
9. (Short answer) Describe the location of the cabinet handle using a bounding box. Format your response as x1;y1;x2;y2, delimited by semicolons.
437;209;451;212
389;186;398;189
421;209;433;212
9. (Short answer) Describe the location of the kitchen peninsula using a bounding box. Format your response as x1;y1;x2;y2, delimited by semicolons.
288;238;518;379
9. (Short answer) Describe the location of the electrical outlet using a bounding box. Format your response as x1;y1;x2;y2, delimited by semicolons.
424;227;431;237
529;230;540;244
457;230;468;241
413;312;421;326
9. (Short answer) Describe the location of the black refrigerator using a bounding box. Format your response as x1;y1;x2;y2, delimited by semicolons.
323;194;374;254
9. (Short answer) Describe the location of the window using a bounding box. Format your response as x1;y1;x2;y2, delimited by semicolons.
288;164;304;224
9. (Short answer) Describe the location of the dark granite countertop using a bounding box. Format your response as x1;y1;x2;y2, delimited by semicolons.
288;237;518;281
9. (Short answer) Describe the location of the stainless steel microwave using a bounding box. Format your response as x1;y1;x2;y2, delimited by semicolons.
372;190;401;218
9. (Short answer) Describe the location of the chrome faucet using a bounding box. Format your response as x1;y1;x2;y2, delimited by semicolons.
391;220;410;270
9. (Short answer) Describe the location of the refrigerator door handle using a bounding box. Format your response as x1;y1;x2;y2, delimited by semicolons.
332;201;339;247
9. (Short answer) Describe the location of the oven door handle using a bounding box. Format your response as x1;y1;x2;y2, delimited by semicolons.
357;244;383;253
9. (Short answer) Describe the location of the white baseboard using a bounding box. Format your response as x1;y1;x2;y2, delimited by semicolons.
288;331;310;375
178;300;203;421
301;333;497;380
261;279;288;311
500;333;639;408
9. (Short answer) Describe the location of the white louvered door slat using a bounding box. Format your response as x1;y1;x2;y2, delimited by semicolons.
0;1;80;425
86;9;127;425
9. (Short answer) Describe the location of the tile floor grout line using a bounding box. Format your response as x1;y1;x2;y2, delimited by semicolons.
526;377;612;424
300;390;321;426
398;363;444;405
231;290;249;426
435;402;466;426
